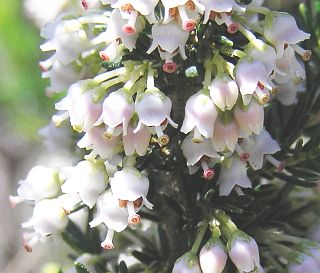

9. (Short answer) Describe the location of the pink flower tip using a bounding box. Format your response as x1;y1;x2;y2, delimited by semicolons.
202;168;215;180
101;242;114;250
81;0;88;10
240;153;250;161
227;23;238;34
99;51;110;61
182;20;196;31
163;62;177;73
129;214;141;225
122;24;136;34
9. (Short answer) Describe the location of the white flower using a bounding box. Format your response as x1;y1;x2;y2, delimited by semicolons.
219;158;252;196
212;118;239;153
234;100;264;137
112;0;159;24
16;166;61;203
181;91;218;140
61;160;107;208
228;231;260;273
276;80;304;106
22;198;68;237
199;239;227;273
173;252;202;273
209;75;239;111
235;59;273;105
199;0;236;24
134;89;178;145
89;190;129;249
240;129;281;170
310;248;320;267
55;80;102;132
264;12;310;58
147;22;190;60
123;125;151;156
110;167;153;224
95;90;135;138
40;19;89;65
77;127;121;159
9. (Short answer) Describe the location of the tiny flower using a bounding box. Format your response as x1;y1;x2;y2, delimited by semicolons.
209;75;239;111
15;166;61;203
212;118;239;153
289;254;320;273
240;129;281;170
264;12;310;58
199;238;227;273
90;190;129;249
94;90;135;138
123;124;151;156
234;100;264;137
181;91;218;140
134;89;178;145
235;59;274;105
110;167;153;224
61;160;107;208
199;0;237;24
228;231;260;273
147;21;190;60
22;198;68;237
77;126;121;159
173;252;202;273
219;158;252;196
55;80;102;132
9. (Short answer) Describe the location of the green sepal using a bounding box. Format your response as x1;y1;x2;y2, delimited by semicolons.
175;251;199;269
226;230;251;251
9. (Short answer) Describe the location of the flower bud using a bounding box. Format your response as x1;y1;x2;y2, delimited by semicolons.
199;238;227;273
172;252;202;273
289;254;320;273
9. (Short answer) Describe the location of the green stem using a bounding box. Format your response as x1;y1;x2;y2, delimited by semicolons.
246;6;271;16
191;222;208;254
238;24;257;42
215;211;238;241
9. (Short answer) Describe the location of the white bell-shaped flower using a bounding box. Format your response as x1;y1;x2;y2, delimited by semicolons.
123;124;151;156
234;100;264;137
209;75;239;111
40;19;89;65
228;231;260;273
90;190;129;249
199;238;227;273
112;0;158;24
16;166;61;203
264;12;310;58
199;0;237;24
55;80;102;132
219;158;252;196
22;198;68;237
181;134;220;180
147;22;190;60
181;91;218;140
95;90;135;138
212;118;239;153
173;252;202;273
77;127;121;159
110;167;153;221
134;89;178;146
235;59;273;105
245;39;279;76
240;129;281;170
61;160;107;208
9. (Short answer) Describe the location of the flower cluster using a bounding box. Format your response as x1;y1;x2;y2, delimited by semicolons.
13;0;313;267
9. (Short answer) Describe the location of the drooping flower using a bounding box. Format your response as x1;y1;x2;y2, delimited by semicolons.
264;11;311;58
209;75;239;111
181;91;218;141
173;252;202;273
134;89;178;146
95;89;135;138
123;124;151;156
219;157;252;196
61;160;107;208
228;231;261;273
110;167;153;224
234;100;264;137
289;253;320;273
199;238;227;273
89;190;129;249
